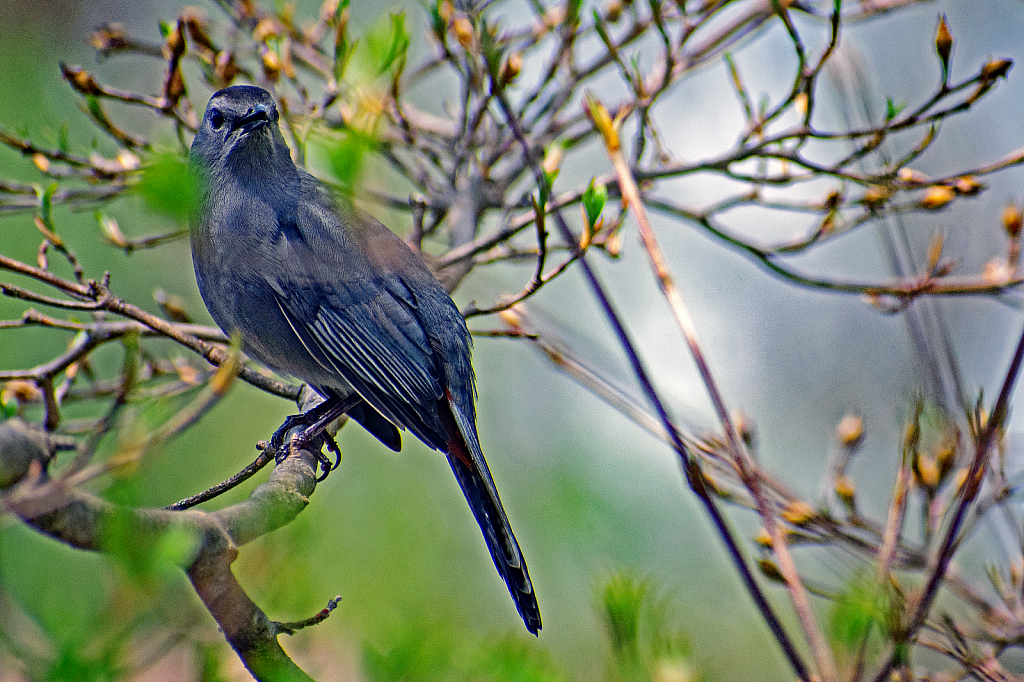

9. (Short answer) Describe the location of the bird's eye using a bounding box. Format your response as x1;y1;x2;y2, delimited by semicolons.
209;109;225;130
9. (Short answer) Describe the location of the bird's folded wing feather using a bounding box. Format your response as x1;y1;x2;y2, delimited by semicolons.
267;201;451;451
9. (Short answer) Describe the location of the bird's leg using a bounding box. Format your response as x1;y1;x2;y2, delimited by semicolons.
166;394;358;509
268;392;361;478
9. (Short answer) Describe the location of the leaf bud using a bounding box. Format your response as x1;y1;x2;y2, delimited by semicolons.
861;185;893;209
781;500;815;526
953;176;982;196
980;59;1012;82
836;414;865;449
453;17;475;50
835;474;856;512
500;51;522;86
1003;200;1022;238
60;63;103;96
934;15;953;73
920;185;955;210
758;558;785;583
897;168;929;186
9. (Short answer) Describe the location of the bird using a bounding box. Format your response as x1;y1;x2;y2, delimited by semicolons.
187;85;541;634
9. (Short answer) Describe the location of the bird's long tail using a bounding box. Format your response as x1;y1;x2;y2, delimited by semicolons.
438;395;542;635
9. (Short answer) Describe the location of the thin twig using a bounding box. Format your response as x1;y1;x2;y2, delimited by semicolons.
590;93;838;682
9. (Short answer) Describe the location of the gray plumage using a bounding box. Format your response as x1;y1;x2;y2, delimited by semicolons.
189;85;540;634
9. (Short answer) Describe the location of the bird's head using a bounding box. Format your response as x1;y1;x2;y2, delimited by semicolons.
190;85;287;172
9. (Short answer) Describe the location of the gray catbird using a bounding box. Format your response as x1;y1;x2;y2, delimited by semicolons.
188;85;541;634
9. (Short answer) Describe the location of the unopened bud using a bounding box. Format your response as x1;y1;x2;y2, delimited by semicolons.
183;10;217;53
542;144;563;176
700;471;729;500
262;49;281;81
952;467;969;493
835;474;856;512
210;343;242;395
954;176;982;196
920;185;955;210
1003;200;1022;237
898;168;929;186
33;216;63;249
758;558;785;583
836;414;865;449
164;19;186;60
438;1;454;25
498;306;524;331
734;411;755;448
500;51;522;86
174;358;200;385
60;64;103;96
116;150;141;171
3;380;41;404
913;453;940;491
927;231;944;272
935;443;957;479
980;59;1012;82
154;288;191;323
90;23;128;55
603;229;622;257
280;38;297;79
253;17;282;42
862;185;893;209
782;500;815;526
584;93;620;153
934;15;953;72
754;528;773;548
794;92;808;116
983;258;1013;283
1012;561;1024;592
164;65;186;103
214;51;241;86
453;17;475;50
99;215;126;248
822;188;842;210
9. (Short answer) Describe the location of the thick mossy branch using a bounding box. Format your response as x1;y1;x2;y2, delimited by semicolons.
0;417;320;682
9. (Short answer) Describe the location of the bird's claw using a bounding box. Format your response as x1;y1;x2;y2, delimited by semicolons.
318;431;342;481
269;413;341;482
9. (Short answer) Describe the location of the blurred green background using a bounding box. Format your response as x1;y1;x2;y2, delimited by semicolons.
2;1;1024;680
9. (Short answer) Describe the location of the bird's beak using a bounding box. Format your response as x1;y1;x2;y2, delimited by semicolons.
234;104;275;135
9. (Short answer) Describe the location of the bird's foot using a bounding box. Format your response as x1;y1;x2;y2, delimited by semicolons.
268;393;358;480
268;416;337;481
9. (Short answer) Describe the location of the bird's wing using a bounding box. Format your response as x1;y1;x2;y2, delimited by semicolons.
267;200;451;451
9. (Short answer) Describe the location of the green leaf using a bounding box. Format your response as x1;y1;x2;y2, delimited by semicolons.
34;181;58;229
325;128;373;194
1;393;16;419
99;504;198;586
566;0;583;26
539;168;559;207
333;0;354;81
830;572;892;649
135;153;201;222
369;12;410;76
885;97;907;121
582;178;607;229
58;123;70;155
